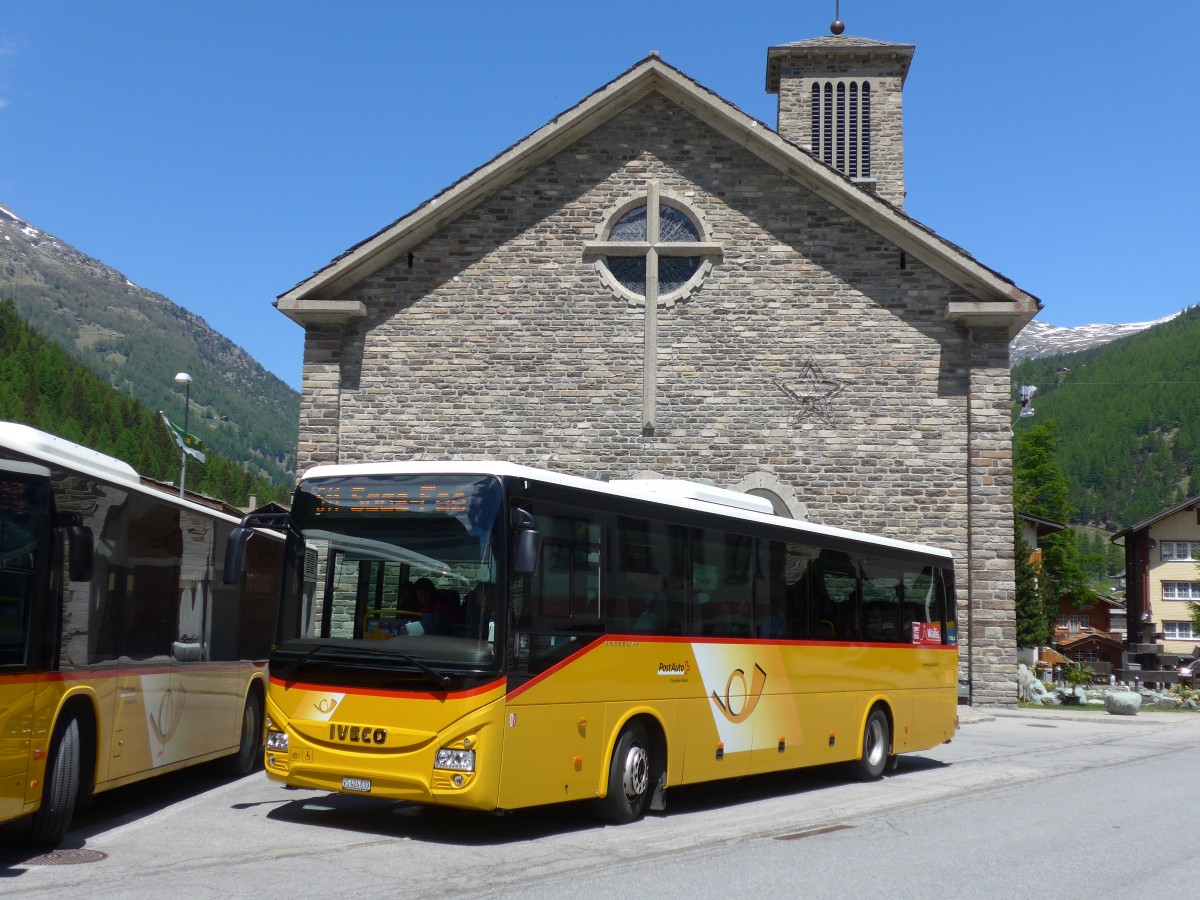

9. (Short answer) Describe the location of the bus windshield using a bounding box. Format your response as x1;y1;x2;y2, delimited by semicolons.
276;474;504;672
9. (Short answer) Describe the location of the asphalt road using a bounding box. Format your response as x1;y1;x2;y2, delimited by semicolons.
3;706;1198;898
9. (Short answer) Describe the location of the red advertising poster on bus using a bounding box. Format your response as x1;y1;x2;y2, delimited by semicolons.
912;622;942;645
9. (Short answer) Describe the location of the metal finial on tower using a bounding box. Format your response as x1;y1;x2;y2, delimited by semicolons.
831;0;845;34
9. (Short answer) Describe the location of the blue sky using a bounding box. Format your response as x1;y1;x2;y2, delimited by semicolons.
2;1;1197;391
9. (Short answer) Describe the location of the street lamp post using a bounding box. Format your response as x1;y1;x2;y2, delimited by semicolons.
175;372;193;499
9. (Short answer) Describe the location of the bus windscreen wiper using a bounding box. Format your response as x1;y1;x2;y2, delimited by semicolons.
282;642;451;688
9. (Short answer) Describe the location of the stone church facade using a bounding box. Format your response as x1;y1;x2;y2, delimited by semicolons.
277;35;1039;706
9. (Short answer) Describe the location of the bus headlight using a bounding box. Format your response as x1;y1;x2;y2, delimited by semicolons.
265;730;289;752
434;748;476;772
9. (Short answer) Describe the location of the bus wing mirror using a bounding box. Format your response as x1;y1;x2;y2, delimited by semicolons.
67;525;93;582
223;526;254;584
512;529;542;576
510;508;541;576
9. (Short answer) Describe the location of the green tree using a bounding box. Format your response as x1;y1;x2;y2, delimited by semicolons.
1013;421;1092;639
1014;420;1073;520
1014;525;1053;647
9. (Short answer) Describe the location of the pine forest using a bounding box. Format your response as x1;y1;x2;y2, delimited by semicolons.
1012;304;1200;531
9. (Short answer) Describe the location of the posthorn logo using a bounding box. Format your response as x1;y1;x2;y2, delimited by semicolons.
711;663;767;724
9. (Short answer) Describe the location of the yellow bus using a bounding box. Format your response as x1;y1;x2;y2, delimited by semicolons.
0;422;282;844
232;462;956;824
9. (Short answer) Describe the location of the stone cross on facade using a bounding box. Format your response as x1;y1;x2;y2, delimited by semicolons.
584;182;721;432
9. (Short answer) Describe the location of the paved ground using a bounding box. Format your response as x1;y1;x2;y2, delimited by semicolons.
3;699;1198;898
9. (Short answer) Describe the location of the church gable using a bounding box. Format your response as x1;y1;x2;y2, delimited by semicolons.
336;92;970;522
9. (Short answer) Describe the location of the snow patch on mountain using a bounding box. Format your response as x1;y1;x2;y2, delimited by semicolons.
1011;312;1182;364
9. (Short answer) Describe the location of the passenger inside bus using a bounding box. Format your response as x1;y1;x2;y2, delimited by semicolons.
412;577;452;634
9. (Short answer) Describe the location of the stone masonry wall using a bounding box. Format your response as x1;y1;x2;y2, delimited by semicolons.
295;93;1016;705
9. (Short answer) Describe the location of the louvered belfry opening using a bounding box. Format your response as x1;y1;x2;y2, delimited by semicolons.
810;80;872;179
768;36;913;207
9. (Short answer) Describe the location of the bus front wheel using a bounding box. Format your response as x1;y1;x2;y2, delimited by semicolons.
850;707;890;781
26;714;81;846
224;693;263;777
594;721;651;824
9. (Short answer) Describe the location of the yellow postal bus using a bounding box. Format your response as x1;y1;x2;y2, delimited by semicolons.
233;462;956;823
0;423;282;844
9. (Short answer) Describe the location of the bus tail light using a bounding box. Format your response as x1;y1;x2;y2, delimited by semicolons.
434;748;476;772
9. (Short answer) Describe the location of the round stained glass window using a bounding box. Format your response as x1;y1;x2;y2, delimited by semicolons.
601;203;706;298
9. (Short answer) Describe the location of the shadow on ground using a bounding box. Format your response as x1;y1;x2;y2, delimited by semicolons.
256;754;950;846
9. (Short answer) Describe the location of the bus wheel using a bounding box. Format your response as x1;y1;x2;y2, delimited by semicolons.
850;707;890;781
26;714;81;846
594;721;651;824
224;693;263;777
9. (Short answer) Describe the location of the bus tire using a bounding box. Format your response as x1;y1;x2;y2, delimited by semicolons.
594;721;651;824
26;714;81;846
224;692;263;777
850;707;890;781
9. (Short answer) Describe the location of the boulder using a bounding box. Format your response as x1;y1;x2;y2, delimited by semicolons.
1105;691;1142;716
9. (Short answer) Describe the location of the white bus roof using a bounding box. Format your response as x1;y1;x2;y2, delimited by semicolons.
0;421;140;485
0;421;247;525
300;460;953;562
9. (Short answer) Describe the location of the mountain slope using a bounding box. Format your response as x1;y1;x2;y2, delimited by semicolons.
0;300;286;504
1012;305;1200;528
0;202;298;485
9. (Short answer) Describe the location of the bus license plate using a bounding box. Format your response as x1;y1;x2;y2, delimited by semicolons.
342;776;371;793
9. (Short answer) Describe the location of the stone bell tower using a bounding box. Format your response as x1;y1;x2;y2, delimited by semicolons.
766;31;915;208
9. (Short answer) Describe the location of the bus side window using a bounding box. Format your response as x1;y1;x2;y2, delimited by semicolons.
813;552;859;641
911;566;951;642
611;516;682;636
860;556;905;643
781;541;816;640
122;497;182;660
527;507;602;634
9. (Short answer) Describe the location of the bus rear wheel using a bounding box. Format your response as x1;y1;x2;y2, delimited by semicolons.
594;721;651;825
26;714;81;846
850;707;890;781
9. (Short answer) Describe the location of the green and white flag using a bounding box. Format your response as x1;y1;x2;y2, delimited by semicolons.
160;411;206;463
